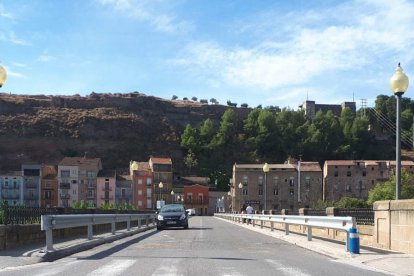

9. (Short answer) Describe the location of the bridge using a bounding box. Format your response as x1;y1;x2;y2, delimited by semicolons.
0;215;413;276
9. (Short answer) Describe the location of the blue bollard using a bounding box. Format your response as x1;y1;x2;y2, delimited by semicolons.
348;228;360;254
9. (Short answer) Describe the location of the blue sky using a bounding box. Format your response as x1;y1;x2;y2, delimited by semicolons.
1;0;413;109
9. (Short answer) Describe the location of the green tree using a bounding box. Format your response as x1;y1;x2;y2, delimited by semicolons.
180;124;201;153
210;109;239;148
367;170;414;205
184;150;198;174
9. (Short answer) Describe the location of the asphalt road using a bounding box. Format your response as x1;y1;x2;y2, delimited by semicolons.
0;216;387;276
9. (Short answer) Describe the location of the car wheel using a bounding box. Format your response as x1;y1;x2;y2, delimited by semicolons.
157;226;163;230
183;224;188;229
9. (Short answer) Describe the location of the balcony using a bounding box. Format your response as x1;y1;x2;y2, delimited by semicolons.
42;195;55;200
102;187;113;191
100;196;114;200
60;183;70;189
1;185;20;190
87;194;96;199
87;184;96;189
25;195;39;200
26;182;38;188
1;194;19;199
60;194;70;199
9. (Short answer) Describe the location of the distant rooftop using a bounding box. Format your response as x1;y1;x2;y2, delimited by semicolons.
59;157;101;167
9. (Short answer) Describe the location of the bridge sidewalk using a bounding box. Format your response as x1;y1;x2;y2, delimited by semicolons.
220;218;414;276
0;225;155;270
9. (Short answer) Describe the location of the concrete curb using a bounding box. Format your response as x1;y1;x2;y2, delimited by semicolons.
36;225;156;262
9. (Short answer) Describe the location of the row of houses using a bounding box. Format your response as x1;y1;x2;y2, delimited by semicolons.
231;159;414;212
0;156;214;215
2;155;413;213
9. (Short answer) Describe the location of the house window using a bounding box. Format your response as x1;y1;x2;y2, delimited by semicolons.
289;178;294;186
146;178;152;186
138;189;143;195
346;185;352;191
146;188;152;197
347;171;351;177
243;189;248;196
362;171;366;177
289;189;294;196
334;171;338;177
138;179;143;185
61;170;70;177
305;177;311;189
258;176;263;186
138;200;143;206
273;189;278;196
258;189;263;195
242;176;248;185
273;177;278;186
146;199;152;208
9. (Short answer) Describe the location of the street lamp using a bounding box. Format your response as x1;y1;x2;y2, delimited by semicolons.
263;163;269;212
158;182;163;201
390;63;409;200
171;190;174;203
238;182;243;212
0;64;7;88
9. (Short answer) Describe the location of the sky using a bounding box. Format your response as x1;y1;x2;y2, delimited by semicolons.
1;0;414;109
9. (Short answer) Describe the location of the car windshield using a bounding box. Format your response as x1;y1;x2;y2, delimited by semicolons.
161;205;184;213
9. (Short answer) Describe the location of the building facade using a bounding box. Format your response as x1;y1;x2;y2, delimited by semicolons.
22;164;41;207
0;171;23;205
150;157;173;207
40;165;58;207
183;184;209;215
97;170;116;207
232;162;323;212
130;161;153;210
299;100;356;120
58;157;102;207
323;160;414;201
115;174;132;205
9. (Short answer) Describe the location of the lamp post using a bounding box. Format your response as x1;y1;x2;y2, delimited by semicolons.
263;163;269;212
0;64;7;88
171;190;174;203
158;182;163;201
390;63;409;200
238;182;243;212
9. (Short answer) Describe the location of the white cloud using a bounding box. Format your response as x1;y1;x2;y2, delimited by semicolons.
0;31;29;45
37;55;56;62
97;0;194;34
0;4;14;20
173;0;414;95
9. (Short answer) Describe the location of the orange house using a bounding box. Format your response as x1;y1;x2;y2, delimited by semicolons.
183;184;209;216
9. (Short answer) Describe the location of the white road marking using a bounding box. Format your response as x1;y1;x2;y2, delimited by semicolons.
151;258;180;276
87;259;135;276
30;260;83;276
219;266;243;276
265;259;312;276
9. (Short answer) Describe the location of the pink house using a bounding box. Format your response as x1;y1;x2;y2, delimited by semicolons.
97;170;116;207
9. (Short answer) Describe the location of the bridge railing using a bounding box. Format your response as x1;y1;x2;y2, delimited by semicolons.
41;213;156;251
215;213;356;251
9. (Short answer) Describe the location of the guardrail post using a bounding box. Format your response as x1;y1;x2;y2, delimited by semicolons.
87;224;93;240
270;221;274;231
111;221;116;234
260;220;263;229
307;226;312;241
146;216;149;227
285;223;289;235
127;217;131;231
138;217;142;228
46;228;54;251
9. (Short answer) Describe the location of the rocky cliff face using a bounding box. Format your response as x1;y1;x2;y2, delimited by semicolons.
0;92;250;171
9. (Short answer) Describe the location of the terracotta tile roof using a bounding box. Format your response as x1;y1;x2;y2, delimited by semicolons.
297;162;322;172
149;157;172;164
325;160;414;166
234;164;296;170
59;157;101;167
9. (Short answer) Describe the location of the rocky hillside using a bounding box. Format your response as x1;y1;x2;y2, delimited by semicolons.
0;92;251;172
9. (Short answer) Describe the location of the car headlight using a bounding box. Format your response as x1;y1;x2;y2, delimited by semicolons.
180;214;186;220
157;214;164;221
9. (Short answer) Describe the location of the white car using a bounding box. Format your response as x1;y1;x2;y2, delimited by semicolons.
186;208;196;216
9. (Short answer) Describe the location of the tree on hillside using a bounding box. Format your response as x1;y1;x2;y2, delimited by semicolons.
180;124;200;153
184;150;198;175
191;96;198;101
172;95;178;100
367;170;414;205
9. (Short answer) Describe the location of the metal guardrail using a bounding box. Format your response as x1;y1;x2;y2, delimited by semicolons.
215;213;356;251
41;213;156;251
